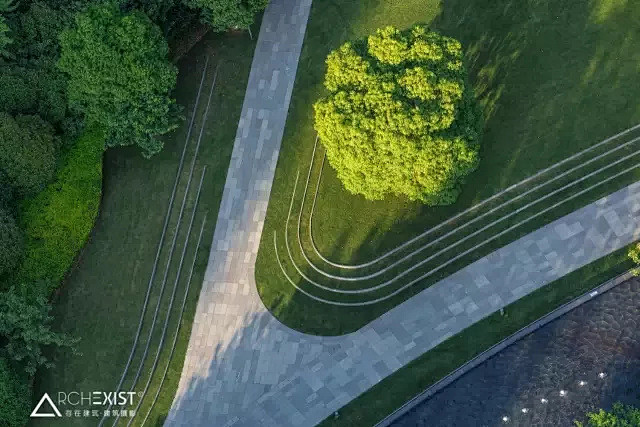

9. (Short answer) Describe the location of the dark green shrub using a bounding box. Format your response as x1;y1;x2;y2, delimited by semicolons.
0;209;23;278
18;128;103;295
0;72;38;115
0;356;30;427
314;26;482;205
183;0;269;31
0;113;56;197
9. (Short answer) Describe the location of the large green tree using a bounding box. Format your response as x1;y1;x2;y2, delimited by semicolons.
0;113;56;197
183;0;269;31
58;1;178;157
314;26;482;205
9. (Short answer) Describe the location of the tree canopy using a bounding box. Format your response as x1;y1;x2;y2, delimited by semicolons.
0;113;56;197
183;0;269;31
58;1;178;157
314;26;482;205
0;209;22;278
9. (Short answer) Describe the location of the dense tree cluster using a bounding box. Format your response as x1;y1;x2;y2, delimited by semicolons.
314;26;482;205
59;2;179;157
0;0;269;422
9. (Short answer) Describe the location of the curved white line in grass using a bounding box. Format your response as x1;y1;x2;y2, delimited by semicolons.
306;123;640;270
284;146;640;294
125;169;207;427
277;161;640;304
109;65;220;426
98;55;210;427
296;136;640;282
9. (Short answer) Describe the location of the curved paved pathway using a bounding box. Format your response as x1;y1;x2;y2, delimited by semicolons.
166;1;640;425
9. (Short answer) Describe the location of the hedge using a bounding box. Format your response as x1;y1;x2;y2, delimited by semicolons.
18;128;104;297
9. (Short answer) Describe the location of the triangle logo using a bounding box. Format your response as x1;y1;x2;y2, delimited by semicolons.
30;393;62;418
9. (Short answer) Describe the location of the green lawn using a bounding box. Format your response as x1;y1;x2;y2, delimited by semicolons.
255;0;640;335
320;244;634;426
31;27;258;427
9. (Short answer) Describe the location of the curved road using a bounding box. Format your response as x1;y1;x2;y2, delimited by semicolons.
166;0;640;425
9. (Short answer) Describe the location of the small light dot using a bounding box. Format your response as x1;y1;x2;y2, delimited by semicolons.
598;372;607;379
541;398;548;403
502;416;510;422
521;408;529;413
579;380;587;386
560;390;567;396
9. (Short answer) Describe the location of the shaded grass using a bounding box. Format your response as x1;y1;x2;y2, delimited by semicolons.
319;243;634;426
30;27;257;427
255;0;640;334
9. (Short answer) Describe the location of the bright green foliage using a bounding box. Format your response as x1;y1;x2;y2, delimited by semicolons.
58;2;178;157
576;403;640;426
0;287;78;375
0;113;56;197
19;129;104;295
0;209;22;278
183;0;269;31
0;355;30;427
314;26;482;204
628;242;640;275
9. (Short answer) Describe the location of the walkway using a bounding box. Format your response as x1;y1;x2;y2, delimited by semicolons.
166;0;640;425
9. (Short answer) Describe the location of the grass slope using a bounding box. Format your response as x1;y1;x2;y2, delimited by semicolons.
255;0;640;334
31;28;257;427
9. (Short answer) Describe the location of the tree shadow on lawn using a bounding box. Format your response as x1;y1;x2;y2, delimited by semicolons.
311;0;640;263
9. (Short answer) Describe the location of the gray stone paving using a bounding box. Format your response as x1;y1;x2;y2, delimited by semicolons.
165;0;640;425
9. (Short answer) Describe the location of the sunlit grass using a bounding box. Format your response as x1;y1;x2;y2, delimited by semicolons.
256;0;640;334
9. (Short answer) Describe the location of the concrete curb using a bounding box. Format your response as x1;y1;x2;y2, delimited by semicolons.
374;268;635;427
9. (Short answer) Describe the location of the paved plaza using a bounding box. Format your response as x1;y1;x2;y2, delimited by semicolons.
166;0;640;425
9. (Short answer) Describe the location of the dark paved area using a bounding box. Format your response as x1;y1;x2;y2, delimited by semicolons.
393;278;640;427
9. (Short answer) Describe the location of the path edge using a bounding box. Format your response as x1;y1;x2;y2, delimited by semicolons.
373;268;636;427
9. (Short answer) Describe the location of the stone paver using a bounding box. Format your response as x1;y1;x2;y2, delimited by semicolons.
166;1;640;425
